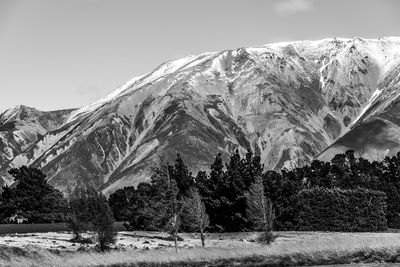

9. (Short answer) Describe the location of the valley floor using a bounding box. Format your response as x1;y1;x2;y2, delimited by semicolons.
1;231;400;266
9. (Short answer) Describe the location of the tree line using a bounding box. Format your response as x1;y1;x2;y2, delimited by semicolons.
2;149;400;249
110;150;400;233
109;152;275;247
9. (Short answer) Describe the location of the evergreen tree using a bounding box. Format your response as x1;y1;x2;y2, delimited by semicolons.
169;154;194;197
197;153;224;199
377;154;400;227
0;185;17;222
303;160;332;188
86;186;117;251
67;185;117;250
198;150;262;231
262;169;303;230
123;183;154;230
195;170;208;195
66;186;91;241
222;150;249;231
109;186;136;221
0;166;66;223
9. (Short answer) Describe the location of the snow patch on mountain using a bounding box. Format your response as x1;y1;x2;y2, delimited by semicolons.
66;74;147;124
66;53;217;125
351;87;384;127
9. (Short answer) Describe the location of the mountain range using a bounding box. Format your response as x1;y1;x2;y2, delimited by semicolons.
1;37;400;194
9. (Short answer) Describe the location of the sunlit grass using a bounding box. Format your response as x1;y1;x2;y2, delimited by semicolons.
1;232;400;266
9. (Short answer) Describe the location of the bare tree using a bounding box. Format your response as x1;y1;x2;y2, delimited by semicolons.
183;189;210;247
164;165;184;253
157;183;184;253
166;204;183;253
246;176;275;244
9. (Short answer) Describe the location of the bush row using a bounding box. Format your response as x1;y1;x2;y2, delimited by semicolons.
296;187;387;231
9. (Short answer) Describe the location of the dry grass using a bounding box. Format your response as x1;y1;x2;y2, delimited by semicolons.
1;232;400;266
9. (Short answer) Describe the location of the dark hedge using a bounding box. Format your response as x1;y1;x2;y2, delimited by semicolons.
296;187;387;232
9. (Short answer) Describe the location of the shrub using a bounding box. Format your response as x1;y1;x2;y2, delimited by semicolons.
67;185;116;251
66;187;91;241
86;187;117;251
296;187;387;232
256;231;278;244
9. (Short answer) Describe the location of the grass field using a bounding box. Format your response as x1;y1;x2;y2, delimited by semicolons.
1;231;400;266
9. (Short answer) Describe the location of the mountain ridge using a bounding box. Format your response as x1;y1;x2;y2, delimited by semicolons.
1;37;400;194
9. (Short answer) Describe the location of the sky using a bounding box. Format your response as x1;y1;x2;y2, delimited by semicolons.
0;0;399;112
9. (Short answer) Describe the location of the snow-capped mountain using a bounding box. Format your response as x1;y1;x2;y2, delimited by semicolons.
1;37;400;194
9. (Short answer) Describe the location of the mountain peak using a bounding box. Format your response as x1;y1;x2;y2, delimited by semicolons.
2;37;400;195
9;104;35;112
69;37;400;117
1;105;37;121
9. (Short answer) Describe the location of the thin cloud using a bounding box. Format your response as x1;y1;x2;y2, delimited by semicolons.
275;0;314;15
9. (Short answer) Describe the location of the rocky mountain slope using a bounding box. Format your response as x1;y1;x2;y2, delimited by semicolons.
318;61;400;161
1;37;400;194
0;106;74;184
